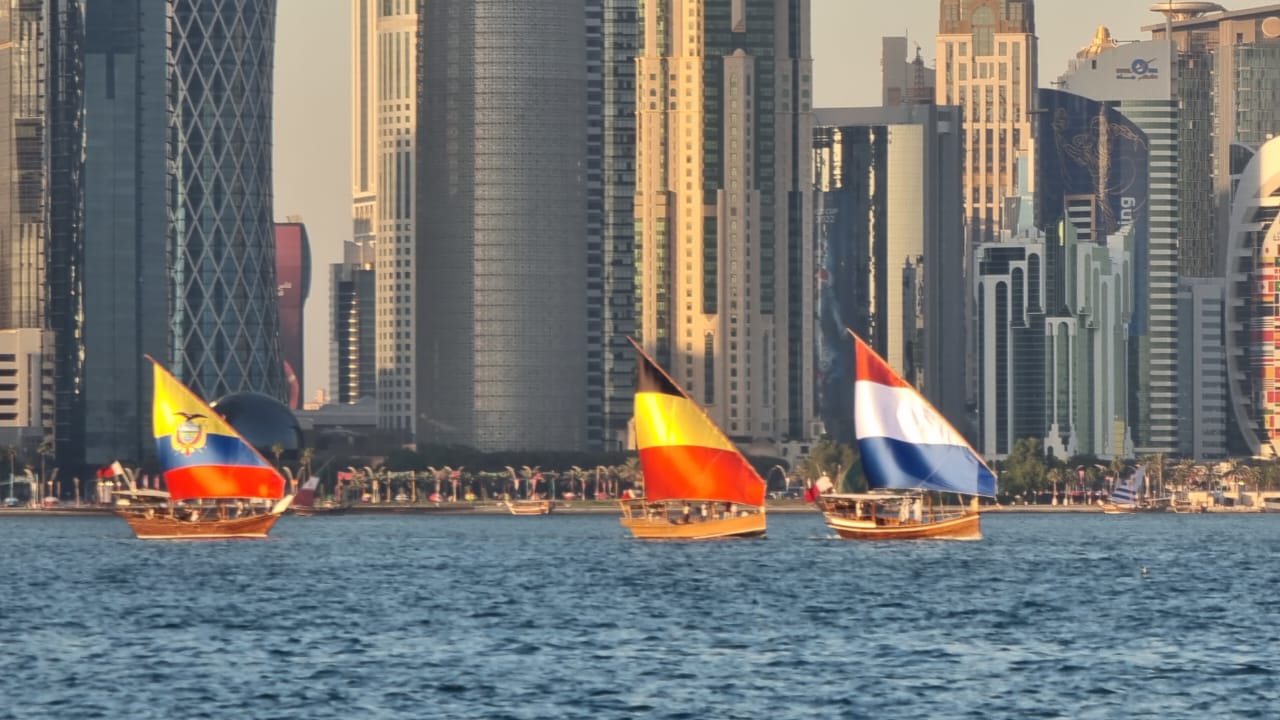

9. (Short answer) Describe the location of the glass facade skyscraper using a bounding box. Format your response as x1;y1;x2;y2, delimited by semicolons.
82;0;170;467
586;0;638;451
171;0;283;402
416;1;589;452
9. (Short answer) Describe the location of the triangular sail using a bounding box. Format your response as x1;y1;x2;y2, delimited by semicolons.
851;331;996;497
148;356;286;501
629;337;766;506
1111;466;1143;507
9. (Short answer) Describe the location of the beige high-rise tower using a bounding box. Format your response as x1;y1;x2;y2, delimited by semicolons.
635;1;815;448
936;0;1036;244
352;0;417;435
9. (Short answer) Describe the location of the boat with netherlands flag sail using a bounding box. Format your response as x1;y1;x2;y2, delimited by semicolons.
618;337;767;540
814;330;996;540
113;355;294;539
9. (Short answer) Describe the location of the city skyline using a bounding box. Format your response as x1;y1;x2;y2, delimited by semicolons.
275;0;1168;401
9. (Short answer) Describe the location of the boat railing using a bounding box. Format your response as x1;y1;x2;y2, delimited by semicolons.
817;493;969;527
620;498;756;524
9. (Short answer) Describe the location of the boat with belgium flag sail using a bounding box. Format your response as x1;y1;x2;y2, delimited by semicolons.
619;337;767;540
814;330;996;540
113;355;294;540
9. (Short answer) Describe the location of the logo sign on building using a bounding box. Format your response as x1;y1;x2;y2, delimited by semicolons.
1115;57;1159;81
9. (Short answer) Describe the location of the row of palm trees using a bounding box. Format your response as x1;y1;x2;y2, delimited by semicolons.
313;459;647;505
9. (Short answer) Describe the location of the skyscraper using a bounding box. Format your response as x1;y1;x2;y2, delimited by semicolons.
330;240;376;405
635;0;815;447
1057;37;1180;455
416;1;588;451
1;0;84;468
936;0;1036;245
353;0;418;436
82;0;170;467
171;0;283;402
812;105;966;445
585;0;638;451
1146;5;1280;455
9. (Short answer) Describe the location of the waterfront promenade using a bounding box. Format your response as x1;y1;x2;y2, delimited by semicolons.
4;499;1266;517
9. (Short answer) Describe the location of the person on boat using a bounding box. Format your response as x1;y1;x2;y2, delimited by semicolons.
898;499;910;524
699;503;708;521
681;503;692;523
911;497;923;523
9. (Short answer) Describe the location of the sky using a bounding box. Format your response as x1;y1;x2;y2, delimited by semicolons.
272;0;1178;401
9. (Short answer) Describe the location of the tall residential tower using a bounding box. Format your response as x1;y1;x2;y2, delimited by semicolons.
936;0;1036;245
635;0;816;448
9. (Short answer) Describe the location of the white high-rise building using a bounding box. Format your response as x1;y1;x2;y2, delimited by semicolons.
353;0;417;436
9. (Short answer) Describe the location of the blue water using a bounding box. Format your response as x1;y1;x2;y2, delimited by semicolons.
1;512;1277;719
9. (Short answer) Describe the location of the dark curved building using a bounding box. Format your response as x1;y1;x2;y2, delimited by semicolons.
171;0;284;402
212;391;303;459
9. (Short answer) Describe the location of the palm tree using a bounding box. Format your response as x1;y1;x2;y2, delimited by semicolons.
36;439;53;495
298;447;314;482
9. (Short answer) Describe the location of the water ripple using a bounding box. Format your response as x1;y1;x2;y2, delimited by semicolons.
0;513;1277;719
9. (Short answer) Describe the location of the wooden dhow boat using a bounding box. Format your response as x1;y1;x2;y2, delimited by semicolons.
815;331;995;540
114;356;293;539
504;498;554;516
619;337;766;540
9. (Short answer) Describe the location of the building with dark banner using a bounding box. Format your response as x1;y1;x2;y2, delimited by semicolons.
417;1;588;451
1035;88;1149;459
82;0;170;468
812;105;966;447
171;0;284;403
274;220;311;410
1058;36;1180;455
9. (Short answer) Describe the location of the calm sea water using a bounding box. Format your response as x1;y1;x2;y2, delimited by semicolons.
0;511;1277;719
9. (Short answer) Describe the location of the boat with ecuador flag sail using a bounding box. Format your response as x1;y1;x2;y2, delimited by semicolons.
113;355;293;539
814;330;996;540
618;337;767;540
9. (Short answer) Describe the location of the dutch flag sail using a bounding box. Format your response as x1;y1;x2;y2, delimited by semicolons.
851;330;997;497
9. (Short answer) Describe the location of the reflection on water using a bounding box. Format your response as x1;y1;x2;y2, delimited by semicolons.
1;513;1277;719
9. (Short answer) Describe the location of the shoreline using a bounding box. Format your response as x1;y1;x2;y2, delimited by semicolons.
1;501;1271;517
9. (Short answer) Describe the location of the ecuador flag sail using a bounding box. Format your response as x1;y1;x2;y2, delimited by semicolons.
148;355;285;501
851;331;996;497
629;338;766;506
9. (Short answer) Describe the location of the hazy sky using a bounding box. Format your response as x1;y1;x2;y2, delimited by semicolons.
272;0;1175;400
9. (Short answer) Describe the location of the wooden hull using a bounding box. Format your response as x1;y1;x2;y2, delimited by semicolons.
505;500;553;516
822;510;981;540
1102;504;1136;515
116;510;282;540
620;511;766;540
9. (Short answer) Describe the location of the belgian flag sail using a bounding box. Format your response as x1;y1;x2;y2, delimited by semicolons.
630;338;766;506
